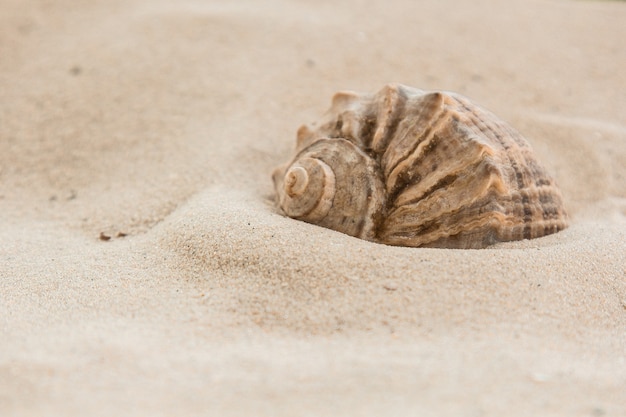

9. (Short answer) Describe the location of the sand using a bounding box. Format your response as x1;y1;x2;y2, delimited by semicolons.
1;0;625;415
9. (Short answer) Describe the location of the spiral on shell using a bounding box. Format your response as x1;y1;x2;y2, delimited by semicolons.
272;84;568;249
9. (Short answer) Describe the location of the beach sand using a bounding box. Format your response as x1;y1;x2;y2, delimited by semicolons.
1;0;625;415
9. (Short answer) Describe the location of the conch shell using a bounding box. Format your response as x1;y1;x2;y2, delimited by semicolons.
272;84;568;249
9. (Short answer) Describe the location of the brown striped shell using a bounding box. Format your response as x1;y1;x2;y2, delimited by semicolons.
272;84;568;249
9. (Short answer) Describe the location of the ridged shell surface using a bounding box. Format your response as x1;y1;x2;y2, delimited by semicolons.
272;84;568;249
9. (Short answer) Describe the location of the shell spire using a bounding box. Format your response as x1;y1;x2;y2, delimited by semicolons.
273;84;568;249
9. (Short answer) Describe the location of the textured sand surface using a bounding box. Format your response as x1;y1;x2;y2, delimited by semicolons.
1;0;625;415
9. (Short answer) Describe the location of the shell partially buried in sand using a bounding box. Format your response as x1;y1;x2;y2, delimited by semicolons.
272;84;568;249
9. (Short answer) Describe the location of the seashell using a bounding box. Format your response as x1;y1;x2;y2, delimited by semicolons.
272;84;568;249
